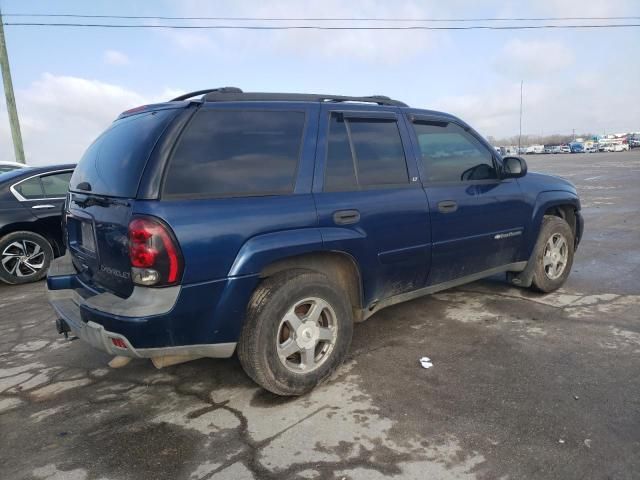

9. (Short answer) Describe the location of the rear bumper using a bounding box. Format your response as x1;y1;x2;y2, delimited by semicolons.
49;293;236;359
46;254;256;358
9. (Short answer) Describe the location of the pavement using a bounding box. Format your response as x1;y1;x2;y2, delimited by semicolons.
1;151;639;480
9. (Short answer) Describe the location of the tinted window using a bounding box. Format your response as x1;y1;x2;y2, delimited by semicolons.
350;119;408;186
14;177;44;199
324;114;408;191
413;121;497;182
324;115;357;191
41;172;73;197
164;110;305;197
70;109;177;197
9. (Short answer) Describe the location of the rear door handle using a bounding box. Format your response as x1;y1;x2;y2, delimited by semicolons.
437;200;458;213
32;204;56;210
333;209;360;225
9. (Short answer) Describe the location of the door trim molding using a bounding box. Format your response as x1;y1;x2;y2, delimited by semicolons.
361;261;527;320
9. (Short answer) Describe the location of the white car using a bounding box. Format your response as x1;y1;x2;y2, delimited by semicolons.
532;145;545;154
612;144;629;152
0;161;28;174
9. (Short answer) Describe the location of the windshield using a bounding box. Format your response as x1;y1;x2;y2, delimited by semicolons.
69;109;178;197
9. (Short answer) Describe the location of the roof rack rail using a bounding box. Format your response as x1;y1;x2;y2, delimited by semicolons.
171;87;243;102
202;91;408;107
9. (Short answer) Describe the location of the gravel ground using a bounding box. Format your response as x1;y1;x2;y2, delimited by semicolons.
1;151;638;480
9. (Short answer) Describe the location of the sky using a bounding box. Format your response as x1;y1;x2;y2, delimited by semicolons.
0;0;639;165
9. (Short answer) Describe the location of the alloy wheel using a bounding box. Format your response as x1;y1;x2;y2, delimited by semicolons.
1;240;46;278
276;297;338;373
543;233;568;280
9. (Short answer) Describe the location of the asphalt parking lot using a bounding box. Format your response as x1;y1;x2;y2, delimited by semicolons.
1;151;639;480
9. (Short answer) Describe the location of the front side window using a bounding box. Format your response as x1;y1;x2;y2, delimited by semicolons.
164;110;305;197
324;113;408;191
413;121;497;183
41;172;73;198
14;177;44;199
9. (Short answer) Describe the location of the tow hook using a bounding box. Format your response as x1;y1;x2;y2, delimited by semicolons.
56;318;70;339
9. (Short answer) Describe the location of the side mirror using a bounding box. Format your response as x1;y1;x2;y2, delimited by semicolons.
502;156;527;178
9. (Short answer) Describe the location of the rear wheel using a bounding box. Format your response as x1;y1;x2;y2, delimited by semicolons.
237;269;353;396
0;231;54;285
530;216;574;293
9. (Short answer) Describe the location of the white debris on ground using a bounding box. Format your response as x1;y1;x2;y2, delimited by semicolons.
420;357;433;369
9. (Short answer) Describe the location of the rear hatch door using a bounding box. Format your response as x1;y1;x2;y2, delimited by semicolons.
66;107;182;297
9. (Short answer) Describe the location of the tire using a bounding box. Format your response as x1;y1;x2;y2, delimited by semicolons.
0;231;54;285
530;216;575;293
237;269;353;396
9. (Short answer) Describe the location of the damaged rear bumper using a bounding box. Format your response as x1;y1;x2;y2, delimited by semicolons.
47;254;236;359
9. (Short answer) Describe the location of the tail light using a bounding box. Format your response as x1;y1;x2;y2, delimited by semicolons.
128;216;183;286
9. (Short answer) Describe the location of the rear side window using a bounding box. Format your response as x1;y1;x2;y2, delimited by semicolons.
324;113;408;191
41;172;73;197
412;121;497;183
164;110;305;198
14;177;44;199
70;109;177;197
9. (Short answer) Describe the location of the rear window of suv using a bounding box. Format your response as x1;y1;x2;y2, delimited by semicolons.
163;109;305;198
70;109;177;197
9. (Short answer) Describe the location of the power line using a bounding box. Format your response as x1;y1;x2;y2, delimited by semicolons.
3;22;640;31
2;13;640;22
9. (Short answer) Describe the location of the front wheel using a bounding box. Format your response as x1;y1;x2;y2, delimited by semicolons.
0;231;54;285
530;216;575;293
237;269;353;396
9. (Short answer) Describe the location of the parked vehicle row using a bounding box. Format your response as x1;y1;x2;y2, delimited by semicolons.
46;88;583;395
599;143;630;152
516;142;631;154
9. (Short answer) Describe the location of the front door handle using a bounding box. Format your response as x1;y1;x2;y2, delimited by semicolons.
437;200;458;214
333;209;360;225
32;204;56;210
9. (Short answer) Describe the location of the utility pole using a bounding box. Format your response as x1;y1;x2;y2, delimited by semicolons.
0;6;26;164
518;80;523;153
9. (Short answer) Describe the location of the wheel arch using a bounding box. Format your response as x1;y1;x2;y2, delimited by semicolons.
511;192;580;289
0;220;63;257
543;204;577;242
260;251;364;318
227;228;365;320
528;191;580;257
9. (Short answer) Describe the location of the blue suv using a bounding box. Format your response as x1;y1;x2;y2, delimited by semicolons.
47;88;583;395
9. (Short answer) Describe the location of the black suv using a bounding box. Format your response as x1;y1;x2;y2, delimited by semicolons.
0;164;75;284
